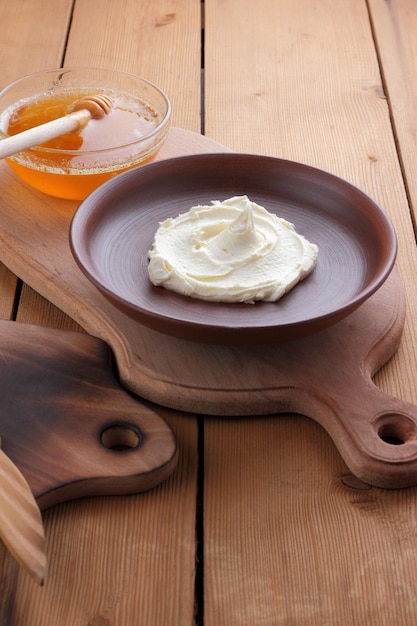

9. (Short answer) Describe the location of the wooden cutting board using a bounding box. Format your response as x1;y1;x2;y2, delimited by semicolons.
0;320;177;509
1;127;417;488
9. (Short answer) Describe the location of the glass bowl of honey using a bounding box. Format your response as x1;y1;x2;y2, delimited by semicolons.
0;67;171;200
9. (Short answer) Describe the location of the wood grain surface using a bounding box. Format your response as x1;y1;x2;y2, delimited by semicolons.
2;1;417;625
0;3;201;625
203;1;417;625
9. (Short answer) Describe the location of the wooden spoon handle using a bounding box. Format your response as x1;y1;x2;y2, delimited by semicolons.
0;443;46;585
0;109;91;160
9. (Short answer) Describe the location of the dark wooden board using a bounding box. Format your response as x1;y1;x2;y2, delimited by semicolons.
0;320;177;509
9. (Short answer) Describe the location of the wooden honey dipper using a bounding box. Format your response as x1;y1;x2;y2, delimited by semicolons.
0;94;113;160
0;439;46;584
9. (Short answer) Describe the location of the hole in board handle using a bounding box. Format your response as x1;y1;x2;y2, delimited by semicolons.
100;423;142;452
376;414;417;446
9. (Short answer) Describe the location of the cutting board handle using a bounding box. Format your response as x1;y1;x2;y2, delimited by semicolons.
288;378;417;489
0;321;178;509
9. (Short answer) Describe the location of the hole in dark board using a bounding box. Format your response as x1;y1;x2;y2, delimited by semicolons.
100;424;142;451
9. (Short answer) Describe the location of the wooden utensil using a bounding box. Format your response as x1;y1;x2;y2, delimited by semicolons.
0;94;112;160
0;443;46;585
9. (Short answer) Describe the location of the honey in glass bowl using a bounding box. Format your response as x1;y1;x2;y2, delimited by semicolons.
0;68;171;200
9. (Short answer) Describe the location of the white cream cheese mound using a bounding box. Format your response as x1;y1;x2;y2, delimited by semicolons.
147;195;319;303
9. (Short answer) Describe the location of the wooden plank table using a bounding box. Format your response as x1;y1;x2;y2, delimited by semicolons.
1;1;417;624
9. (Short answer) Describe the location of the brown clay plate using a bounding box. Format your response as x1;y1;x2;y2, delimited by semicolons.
70;153;397;344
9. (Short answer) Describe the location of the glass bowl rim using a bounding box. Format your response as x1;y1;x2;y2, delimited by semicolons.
0;66;172;156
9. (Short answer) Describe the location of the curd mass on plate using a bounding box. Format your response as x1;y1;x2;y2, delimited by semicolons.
147;195;319;303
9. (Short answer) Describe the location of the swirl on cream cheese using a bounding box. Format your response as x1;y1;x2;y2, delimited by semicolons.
147;195;318;303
